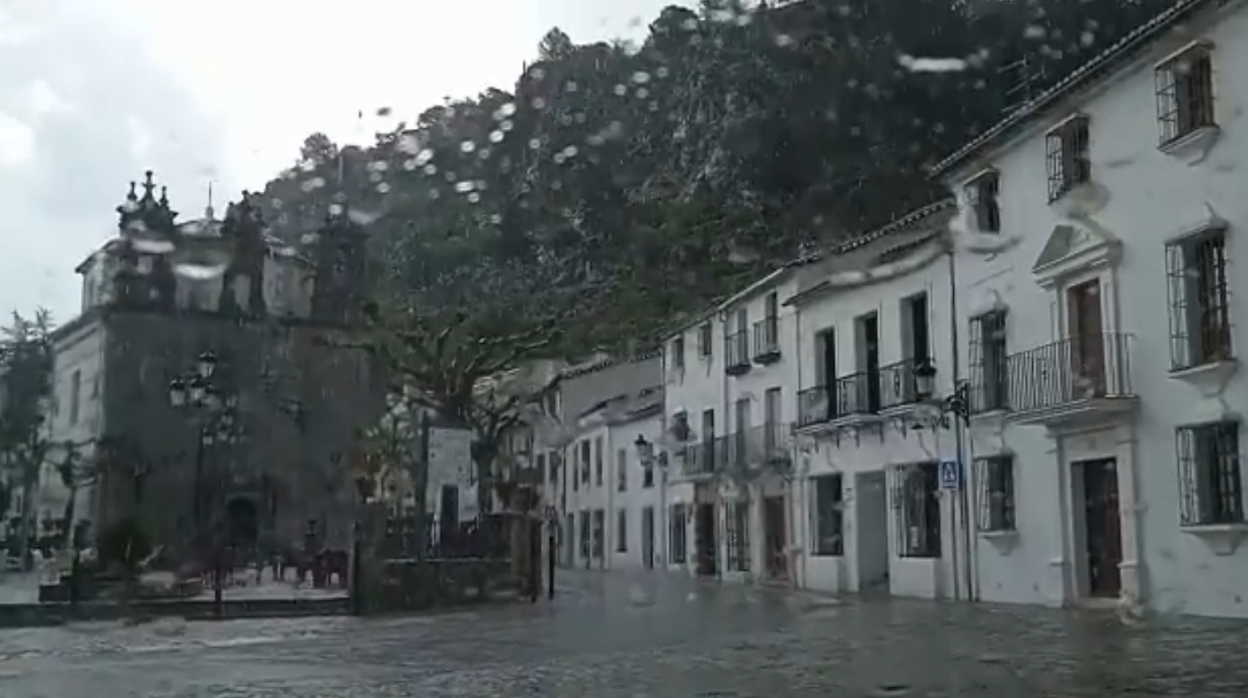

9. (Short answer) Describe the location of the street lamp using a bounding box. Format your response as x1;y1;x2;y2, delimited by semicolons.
633;435;669;568
913;359;970;428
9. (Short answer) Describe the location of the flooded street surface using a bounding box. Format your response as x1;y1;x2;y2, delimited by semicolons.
3;572;1247;697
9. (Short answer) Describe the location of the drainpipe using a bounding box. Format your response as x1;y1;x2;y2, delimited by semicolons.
790;305;803;588
946;248;977;602
719;310;730;581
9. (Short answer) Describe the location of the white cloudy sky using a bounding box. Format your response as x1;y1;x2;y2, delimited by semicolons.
0;0;674;321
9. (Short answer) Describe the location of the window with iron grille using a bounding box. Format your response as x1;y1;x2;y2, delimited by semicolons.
580;439;591;484
725;500;751;572
811;474;844;556
893;463;941;558
1166;228;1232;370
616;508;628;552
965;171;1001;234
975;455;1016;532
968;309;1009;413
698;322;713;358
670;504;688;564
1045;117;1090;203
594;436;604;487
671;336;685;370
1177;421;1243;526
617;448;627;492
1155;44;1216;146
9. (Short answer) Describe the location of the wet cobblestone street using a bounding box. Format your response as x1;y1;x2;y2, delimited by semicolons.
3;571;1248;697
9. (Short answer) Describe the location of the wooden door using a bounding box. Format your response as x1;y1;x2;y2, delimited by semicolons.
642;507;655;570
1082;459;1122;597
1067;279;1106;396
763;496;788;581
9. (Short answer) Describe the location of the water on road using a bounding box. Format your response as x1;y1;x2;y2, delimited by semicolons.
2;571;1246;697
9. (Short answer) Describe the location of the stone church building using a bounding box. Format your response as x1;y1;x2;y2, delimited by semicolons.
39;171;386;558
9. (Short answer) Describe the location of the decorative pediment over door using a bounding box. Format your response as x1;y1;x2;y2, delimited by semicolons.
1031;220;1122;289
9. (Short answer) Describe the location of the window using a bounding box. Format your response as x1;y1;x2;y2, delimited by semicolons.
1045;116;1090;202
811;474;844;556
1166;227;1231;370
725;500;751;572
671;336;685;371
893;463;941;558
965;171;1001;234
617;448;627;491
536;453;548;484
580;440;591;484
1155;44;1215;146
697;322;713;358
670;504;687;564
550;452;561;483
643;458;654;488
975;455;1016;532
594;436;604;486
1177;421;1243;526
969;310;1008;412
592;509;605;559
616;508;628;552
69;370;82;425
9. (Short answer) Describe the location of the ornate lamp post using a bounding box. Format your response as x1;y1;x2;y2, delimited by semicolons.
169;349;240;614
912;358;974;601
634;434;669;568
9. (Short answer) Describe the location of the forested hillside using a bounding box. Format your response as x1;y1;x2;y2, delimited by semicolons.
259;0;1171;361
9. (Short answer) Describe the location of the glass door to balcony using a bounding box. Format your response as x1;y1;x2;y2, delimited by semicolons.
1067;279;1106;397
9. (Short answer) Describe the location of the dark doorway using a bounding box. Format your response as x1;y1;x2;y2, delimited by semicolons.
642;506;655;570
1081;458;1122;598
694;502;717;576
439;485;459;551
763;495;788;581
225;497;259;548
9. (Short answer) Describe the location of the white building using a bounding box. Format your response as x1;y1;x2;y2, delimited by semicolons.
785;202;961;599
660;263;805;583
931;0;1248;617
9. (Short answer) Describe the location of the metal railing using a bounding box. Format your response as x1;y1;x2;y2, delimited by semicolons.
972;332;1134;415
879;358;920;410
796;371;883;427
679;425;792;477
725;330;750;372
752;317;780;361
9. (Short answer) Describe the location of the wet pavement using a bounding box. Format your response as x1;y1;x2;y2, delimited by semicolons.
3;570;1248;697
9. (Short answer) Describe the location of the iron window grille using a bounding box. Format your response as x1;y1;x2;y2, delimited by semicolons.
968;309;1009;413
1045;117;1090;203
669;504;688;564
975;455;1016;532
617;449;627;492
594;437;604;487
671;336;685;371
697;322;713;358
1177;421;1244;526
811;474;844;556
1155;44;1216;146
965;171;1001;234
1165;227;1232;370
892;463;941;558
616;508;628;553
580;440;591;484
725;500;751;572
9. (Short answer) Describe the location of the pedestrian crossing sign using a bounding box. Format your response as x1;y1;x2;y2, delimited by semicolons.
939;459;962;490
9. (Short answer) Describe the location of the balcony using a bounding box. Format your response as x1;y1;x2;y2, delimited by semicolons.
723;424;792;475
974;332;1138;428
725;330;751;376
678;426;793;479
680;440;719;479
796;371;882;429
878;358;921;413
752;317;781;364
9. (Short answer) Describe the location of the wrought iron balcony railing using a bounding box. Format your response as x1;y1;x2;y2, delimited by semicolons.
752;317;781;363
722;424;792;473
796;370;883;426
969;332;1134;415
681;439;719;477
879;358;921;410
725;330;750;375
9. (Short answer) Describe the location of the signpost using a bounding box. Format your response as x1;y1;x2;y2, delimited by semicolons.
939;459;963;490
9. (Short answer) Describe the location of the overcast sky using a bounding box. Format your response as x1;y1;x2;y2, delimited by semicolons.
0;0;675;321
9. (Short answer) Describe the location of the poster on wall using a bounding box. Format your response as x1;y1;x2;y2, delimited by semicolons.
427;426;472;487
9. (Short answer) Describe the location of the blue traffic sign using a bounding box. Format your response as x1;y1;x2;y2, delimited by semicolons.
939;459;963;490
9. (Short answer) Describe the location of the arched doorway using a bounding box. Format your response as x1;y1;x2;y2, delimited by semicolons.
225;496;259;549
